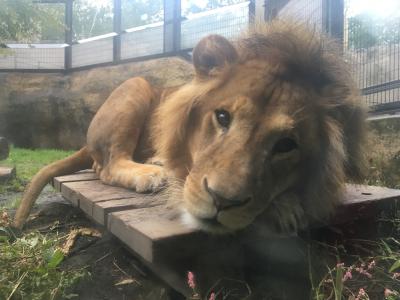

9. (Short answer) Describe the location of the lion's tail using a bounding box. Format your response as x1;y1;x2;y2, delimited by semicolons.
13;146;93;229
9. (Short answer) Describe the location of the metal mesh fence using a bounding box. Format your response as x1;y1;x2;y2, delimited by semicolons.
121;23;164;60
180;1;250;50
344;6;400;110
276;0;324;32
71;35;114;68
0;46;65;69
0;1;251;72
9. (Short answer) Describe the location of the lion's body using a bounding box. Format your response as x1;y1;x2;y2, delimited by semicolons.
14;21;365;234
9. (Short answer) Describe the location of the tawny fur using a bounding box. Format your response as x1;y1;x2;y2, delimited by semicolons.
13;20;366;234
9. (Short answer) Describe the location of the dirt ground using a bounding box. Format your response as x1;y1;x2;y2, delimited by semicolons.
3;186;315;300
3;187;182;300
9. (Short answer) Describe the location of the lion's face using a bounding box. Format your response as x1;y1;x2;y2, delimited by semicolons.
156;22;365;234
182;62;317;232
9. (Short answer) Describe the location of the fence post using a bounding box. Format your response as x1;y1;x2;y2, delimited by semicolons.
264;0;290;22
249;0;256;24
323;0;344;42
164;0;181;54
65;0;73;70
113;0;122;63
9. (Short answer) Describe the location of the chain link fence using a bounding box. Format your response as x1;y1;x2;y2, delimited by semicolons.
0;0;252;72
344;5;400;111
1;0;399;112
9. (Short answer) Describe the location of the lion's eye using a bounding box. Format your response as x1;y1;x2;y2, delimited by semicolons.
272;137;298;154
215;109;231;128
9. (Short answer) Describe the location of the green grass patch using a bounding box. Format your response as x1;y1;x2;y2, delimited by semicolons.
0;228;88;300
0;148;73;194
365;130;400;189
0;147;86;299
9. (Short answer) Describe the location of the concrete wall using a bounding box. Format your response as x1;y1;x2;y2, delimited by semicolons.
0;57;193;149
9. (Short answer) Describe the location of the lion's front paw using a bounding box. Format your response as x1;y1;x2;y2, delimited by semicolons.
101;162;168;193
133;164;167;193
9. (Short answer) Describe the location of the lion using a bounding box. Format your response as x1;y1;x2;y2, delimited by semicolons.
13;20;365;234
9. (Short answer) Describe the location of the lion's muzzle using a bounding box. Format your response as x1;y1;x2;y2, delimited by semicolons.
203;177;251;212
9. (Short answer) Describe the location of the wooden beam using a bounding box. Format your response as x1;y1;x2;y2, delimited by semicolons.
52;170;97;190
53;172;400;266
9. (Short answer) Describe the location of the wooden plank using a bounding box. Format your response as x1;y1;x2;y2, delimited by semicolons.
60;179;166;225
54;176;400;297
60;182;81;207
57;178;400;261
61;180;142;214
321;184;400;226
0;166;15;182
92;197;163;225
108;206;195;262
343;184;400;205
53;170;98;191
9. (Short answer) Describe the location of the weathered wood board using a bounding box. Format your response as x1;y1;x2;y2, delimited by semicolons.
53;171;400;296
0;166;16;182
52;170;98;190
332;184;400;225
53;171;400;262
343;184;400;204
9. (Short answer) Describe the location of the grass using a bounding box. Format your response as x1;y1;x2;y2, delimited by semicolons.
311;238;400;300
364;128;400;189
0;147;87;300
0;223;88;300
0;147;74;195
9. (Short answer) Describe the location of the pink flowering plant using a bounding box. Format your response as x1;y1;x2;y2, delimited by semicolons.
187;271;200;300
313;238;400;300
186;271;251;300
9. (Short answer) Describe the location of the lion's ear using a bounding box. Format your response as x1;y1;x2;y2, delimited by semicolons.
192;34;238;78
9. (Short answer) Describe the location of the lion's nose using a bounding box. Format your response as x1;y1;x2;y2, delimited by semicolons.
203;178;251;211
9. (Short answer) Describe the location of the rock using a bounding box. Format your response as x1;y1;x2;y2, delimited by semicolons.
0;166;15;182
0;137;9;160
0;57;193;150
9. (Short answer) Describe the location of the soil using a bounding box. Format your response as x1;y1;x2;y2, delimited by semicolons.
3;186;314;300
3;185;182;300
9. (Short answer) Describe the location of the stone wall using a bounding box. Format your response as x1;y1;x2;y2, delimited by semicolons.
0;57;193;150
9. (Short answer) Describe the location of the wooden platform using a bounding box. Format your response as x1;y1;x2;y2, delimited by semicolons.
52;170;400;296
0;166;16;182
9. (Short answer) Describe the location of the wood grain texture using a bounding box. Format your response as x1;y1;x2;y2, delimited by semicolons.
54;171;400;266
0;166;15;182
344;184;400;205
108;206;194;262
53;170;98;190
92;197;163;225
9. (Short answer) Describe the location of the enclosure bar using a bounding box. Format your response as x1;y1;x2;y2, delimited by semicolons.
113;0;122;63
324;0;344;42
264;0;290;22
163;0;181;54
65;0;73;70
249;0;256;24
63;52;172;73
362;80;400;96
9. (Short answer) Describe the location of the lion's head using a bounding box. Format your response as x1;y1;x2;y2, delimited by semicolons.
154;21;366;234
